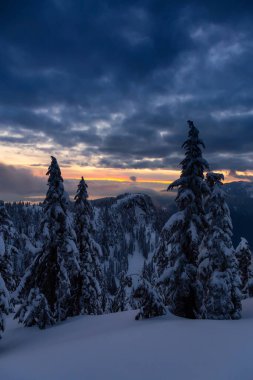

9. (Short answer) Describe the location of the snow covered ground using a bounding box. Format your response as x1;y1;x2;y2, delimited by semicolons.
2;300;253;380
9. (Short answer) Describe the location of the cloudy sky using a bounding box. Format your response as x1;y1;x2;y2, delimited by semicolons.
1;0;253;200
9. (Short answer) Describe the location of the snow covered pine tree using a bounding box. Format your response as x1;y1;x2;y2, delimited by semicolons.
14;156;80;327
134;262;165;320
14;288;54;329
236;237;252;299
197;172;242;319
74;177;106;315
154;120;209;319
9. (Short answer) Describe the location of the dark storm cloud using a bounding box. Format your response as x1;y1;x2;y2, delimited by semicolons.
0;163;45;197
1;0;253;172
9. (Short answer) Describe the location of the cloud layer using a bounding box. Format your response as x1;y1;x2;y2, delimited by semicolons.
0;163;45;200
0;0;253;174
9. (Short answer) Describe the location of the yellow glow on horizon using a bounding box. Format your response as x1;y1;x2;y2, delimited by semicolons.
61;177;174;185
236;170;253;176
30;164;182;183
0;147;251;188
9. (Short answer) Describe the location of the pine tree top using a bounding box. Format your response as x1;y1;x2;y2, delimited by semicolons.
182;120;205;150
75;176;89;202
74;176;92;222
46;156;63;184
168;120;209;195
43;156;69;212
236;237;251;254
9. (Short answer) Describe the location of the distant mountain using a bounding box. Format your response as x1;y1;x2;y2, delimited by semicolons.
224;181;253;247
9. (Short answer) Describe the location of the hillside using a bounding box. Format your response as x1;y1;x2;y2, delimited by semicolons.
6;184;253;290
1;300;253;380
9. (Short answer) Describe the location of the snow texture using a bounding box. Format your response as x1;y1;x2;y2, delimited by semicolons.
1;300;253;380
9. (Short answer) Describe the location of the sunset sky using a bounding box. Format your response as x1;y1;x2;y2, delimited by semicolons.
1;1;253;201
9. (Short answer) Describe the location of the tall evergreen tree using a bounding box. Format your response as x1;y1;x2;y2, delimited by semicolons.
74;177;106;315
15;156;80;326
154;120;209;318
0;201;18;291
197;173;241;319
236;237;252;299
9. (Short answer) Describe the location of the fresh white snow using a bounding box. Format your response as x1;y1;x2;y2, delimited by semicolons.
2;300;253;380
127;245;146;276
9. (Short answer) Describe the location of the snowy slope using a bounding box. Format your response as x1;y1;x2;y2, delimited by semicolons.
93;193;159;281
1;300;253;380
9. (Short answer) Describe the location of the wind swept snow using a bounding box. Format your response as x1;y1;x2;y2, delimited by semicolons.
1;300;253;380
